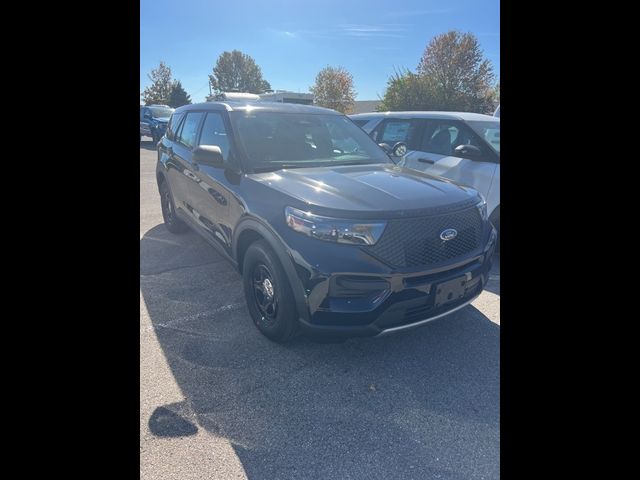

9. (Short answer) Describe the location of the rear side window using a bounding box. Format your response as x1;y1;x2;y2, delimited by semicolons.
176;112;204;149
166;113;184;141
199;112;230;161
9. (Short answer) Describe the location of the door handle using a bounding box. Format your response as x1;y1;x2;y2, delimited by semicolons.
418;158;435;164
184;170;198;181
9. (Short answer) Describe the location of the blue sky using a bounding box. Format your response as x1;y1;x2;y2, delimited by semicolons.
140;0;499;102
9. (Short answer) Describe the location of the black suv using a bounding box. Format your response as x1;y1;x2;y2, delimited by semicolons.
140;105;174;143
156;102;497;342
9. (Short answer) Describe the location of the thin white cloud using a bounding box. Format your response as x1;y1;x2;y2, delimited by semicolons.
338;24;407;38
387;9;453;17
266;28;297;38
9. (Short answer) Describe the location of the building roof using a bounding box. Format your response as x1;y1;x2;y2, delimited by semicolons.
351;100;382;114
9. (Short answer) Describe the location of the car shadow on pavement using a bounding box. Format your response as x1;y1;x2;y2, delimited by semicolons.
140;224;500;479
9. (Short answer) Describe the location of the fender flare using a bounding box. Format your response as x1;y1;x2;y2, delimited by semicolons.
233;217;310;322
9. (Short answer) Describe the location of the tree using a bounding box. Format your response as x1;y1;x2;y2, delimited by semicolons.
168;80;192;108
377;69;433;111
379;31;496;112
209;50;271;94
416;31;495;112
142;61;173;105
310;66;356;114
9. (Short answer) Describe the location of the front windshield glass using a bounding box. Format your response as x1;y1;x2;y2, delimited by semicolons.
230;111;390;172
468;120;500;154
149;107;174;118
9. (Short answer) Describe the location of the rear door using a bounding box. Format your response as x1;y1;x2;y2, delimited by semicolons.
166;111;205;223
400;119;497;199
189;111;235;253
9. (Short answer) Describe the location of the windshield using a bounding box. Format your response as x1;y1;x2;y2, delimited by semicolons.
149;107;174;118
230;112;390;172
468;120;500;154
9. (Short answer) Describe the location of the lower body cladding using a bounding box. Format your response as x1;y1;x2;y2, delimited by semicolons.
295;231;496;338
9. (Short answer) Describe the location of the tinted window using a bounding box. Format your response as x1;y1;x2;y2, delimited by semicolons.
352;119;370;127
199;113;230;160
376;119;422;150
166;112;184;141
230;112;389;172
422;120;490;159
149;106;174;118
176;112;204;149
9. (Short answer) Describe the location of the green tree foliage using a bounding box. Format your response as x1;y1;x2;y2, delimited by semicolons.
168;80;192;108
380;31;496;112
142;61;174;105
209;50;271;94
377;69;433;111
310;66;356;114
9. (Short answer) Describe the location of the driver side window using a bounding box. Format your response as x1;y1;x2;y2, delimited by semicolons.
422;121;486;159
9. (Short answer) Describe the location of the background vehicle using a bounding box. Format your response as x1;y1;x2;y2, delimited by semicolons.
157;102;496;342
140;105;174;143
350;111;500;249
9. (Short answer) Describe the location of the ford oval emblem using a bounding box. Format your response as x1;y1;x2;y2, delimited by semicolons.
440;228;458;241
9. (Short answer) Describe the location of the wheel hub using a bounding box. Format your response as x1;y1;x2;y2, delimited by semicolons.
263;278;274;299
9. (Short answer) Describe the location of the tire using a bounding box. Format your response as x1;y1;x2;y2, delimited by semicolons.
159;180;189;234
242;240;299;343
152;131;159;143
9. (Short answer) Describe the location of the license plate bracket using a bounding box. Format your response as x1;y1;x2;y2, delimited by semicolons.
434;275;469;308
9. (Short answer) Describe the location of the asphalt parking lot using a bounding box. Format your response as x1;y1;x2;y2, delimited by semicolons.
140;138;500;480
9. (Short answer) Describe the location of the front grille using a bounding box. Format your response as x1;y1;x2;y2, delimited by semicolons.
366;206;483;268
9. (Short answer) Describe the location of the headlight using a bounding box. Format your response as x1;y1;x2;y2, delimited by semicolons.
476;195;488;221
285;207;386;245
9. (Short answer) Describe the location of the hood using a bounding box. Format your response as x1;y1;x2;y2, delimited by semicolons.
249;164;479;219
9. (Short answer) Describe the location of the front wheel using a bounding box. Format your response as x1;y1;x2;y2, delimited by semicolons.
242;240;299;343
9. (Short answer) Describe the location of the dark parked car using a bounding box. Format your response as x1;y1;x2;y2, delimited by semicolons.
140;105;174;143
156;102;497;342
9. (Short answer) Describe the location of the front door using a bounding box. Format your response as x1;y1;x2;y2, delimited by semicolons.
400;120;498;201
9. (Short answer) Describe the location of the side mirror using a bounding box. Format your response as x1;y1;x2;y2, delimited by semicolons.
454;144;482;158
392;142;407;157
378;142;392;154
144;113;152;119
193;145;224;168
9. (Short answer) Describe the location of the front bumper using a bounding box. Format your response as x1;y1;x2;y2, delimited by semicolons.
294;226;497;338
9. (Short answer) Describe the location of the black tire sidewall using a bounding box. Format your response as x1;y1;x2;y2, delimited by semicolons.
242;240;298;342
160;181;188;233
